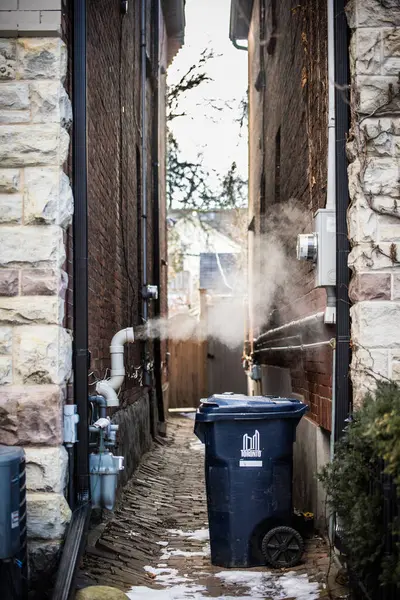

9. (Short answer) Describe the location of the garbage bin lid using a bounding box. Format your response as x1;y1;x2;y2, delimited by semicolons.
195;393;308;422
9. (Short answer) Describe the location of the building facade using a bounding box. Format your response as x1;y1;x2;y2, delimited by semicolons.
0;0;184;587
230;0;400;526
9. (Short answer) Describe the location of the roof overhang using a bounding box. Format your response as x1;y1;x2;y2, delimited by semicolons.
161;0;186;64
229;0;254;48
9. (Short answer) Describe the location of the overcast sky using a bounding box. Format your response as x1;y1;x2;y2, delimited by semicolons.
167;0;248;187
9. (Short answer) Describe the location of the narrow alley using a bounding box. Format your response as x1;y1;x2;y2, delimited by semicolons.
79;417;346;599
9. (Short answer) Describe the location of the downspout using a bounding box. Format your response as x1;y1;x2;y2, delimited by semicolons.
52;0;91;597
333;0;351;442
141;0;151;387
151;0;165;425
325;0;336;324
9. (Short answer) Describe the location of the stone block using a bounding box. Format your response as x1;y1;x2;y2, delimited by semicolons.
27;492;71;540
0;193;22;223
0;13;18;38
363;157;400;197
30;81;72;127
19;0;61;9
0;295;61;325
0;40;17;79
0;124;69;167
29;540;61;581
351;347;389;407
351;301;400;347
358;1;400;28
14;325;71;384
392;361;400;380
0;384;64;445
348;199;378;242
0;355;12;384
0;269;19;295
0;0;18;8
349;242;400;271
349;272;391;301
24;167;73;227
17;38;67;81
39;11;62;37
382;28;400;75
352;28;381;75
0;225;65;268
0;168;20;192
356;75;400;115
0;82;29;110
0;326;13;353
379;216;400;242
21;268;60;296
25;446;68;493
0;110;31;124
393;273;400;299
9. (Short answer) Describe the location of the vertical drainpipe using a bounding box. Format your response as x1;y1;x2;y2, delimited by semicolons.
141;0;150;387
51;1;90;596
333;0;351;442
73;0;90;502
151;0;165;424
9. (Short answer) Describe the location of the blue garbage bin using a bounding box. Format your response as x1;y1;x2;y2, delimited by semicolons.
194;393;308;569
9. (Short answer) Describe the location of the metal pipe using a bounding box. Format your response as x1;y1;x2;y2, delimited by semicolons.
141;0;148;324
151;0;165;426
73;0;89;505
334;0;351;442
254;312;325;345
326;0;336;211
232;38;248;51
141;0;152;390
52;2;90;596
253;339;335;355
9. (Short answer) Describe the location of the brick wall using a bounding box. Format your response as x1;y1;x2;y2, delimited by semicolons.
62;1;168;409
61;0;169;464
248;0;333;429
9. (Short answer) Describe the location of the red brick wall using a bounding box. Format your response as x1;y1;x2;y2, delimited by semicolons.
249;0;333;430
62;1;168;409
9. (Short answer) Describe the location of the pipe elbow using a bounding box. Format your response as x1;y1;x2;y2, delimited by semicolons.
111;327;134;350
96;381;119;408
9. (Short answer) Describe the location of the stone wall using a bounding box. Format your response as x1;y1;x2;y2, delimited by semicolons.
346;0;400;405
0;4;72;572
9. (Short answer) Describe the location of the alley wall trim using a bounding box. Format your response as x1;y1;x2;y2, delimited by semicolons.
346;0;400;405
0;18;73;574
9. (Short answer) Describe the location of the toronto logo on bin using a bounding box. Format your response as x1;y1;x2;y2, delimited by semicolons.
240;430;262;467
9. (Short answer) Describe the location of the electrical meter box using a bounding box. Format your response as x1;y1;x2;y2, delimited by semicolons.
314;209;336;287
0;445;25;559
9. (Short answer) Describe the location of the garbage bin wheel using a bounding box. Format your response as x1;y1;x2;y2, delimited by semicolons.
261;526;304;568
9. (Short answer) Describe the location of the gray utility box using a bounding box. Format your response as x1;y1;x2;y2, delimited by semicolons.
0;445;25;559
314;208;336;287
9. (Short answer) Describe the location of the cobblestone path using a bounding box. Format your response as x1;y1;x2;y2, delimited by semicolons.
79;417;347;599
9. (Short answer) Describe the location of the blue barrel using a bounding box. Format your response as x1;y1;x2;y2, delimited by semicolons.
194;393;308;568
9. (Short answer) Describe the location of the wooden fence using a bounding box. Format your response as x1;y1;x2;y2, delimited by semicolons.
168;336;207;409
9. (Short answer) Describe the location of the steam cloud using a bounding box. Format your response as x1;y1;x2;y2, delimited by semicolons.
136;201;310;349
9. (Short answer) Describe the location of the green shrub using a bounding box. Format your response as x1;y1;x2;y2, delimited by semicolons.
319;382;400;590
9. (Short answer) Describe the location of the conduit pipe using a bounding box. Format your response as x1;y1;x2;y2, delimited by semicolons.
254;312;325;346
96;327;135;407
253;339;335;355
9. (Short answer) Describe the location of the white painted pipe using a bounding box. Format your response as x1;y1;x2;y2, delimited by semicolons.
96;327;135;407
